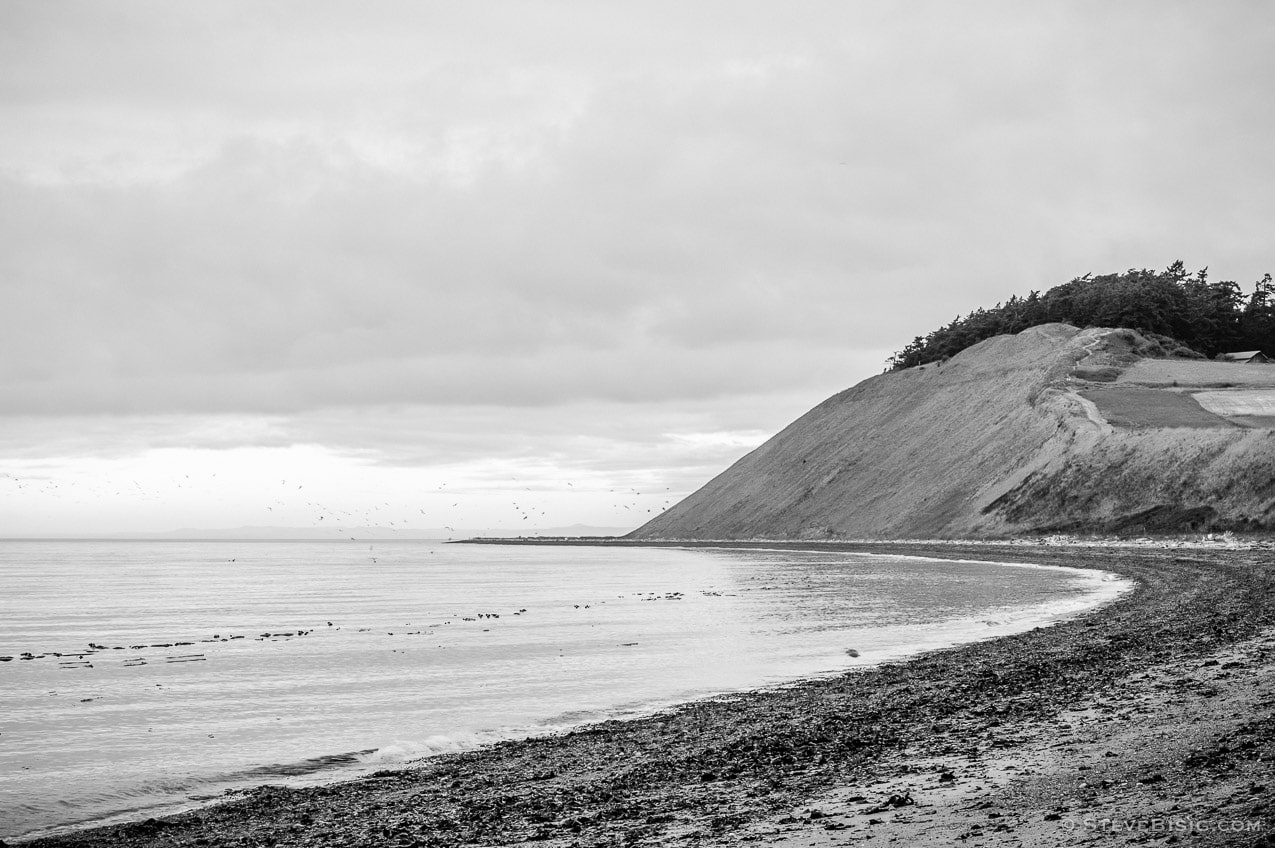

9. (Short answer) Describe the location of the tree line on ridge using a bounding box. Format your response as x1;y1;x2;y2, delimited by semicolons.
889;261;1275;370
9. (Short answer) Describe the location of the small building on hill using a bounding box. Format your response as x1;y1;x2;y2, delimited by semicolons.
1219;350;1270;364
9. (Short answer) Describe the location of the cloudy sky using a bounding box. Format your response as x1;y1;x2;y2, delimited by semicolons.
2;1;1273;536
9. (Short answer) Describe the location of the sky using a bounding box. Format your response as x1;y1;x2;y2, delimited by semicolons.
2;1;1274;536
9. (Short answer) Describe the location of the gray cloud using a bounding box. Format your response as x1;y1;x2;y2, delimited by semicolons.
2;1;1274;486
0;392;808;518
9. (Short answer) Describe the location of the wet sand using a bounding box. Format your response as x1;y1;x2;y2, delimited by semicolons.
15;541;1275;848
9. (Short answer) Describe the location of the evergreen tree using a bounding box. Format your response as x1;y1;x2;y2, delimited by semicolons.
1240;273;1275;353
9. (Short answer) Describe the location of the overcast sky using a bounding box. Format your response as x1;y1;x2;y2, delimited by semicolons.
2;1;1273;536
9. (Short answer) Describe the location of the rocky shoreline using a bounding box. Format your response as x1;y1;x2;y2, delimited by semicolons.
16;542;1275;848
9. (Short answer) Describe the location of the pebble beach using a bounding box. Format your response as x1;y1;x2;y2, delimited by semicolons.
16;541;1275;848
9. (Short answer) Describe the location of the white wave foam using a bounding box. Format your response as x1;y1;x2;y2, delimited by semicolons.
361;733;491;763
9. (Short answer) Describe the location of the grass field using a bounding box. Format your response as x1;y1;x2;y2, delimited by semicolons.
1194;389;1275;416
1079;387;1235;428
1118;359;1275;388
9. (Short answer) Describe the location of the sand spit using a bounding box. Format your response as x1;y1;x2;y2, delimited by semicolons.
15;541;1275;848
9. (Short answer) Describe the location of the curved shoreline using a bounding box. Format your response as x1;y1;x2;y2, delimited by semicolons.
17;542;1275;847
6;544;1121;842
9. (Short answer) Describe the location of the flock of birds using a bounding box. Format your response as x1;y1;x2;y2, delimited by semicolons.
0;470;678;537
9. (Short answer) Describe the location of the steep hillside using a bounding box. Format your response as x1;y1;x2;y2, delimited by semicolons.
631;324;1275;539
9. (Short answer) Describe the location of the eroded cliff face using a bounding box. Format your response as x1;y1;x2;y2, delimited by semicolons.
630;324;1275;540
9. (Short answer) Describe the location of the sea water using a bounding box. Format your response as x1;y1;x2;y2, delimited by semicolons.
0;540;1129;840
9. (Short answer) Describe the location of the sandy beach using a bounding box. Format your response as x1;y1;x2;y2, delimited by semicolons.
15;541;1275;848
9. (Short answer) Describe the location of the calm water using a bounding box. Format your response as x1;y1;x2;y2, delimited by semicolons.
0;540;1129;840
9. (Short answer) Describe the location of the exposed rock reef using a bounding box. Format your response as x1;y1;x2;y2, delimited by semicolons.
631;324;1275;539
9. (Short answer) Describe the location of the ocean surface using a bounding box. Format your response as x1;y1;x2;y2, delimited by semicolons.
0;540;1129;840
